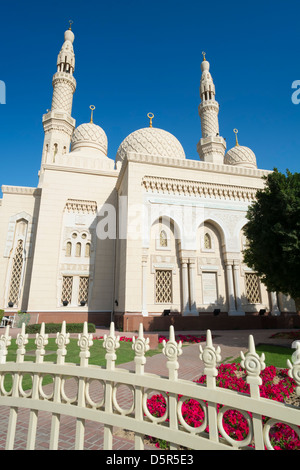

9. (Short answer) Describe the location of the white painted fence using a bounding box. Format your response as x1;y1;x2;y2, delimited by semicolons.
0;321;299;450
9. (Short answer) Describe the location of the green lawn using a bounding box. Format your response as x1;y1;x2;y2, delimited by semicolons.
2;338;163;391
232;344;295;369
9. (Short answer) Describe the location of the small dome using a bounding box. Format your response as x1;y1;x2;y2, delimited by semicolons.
116;127;186;164
71;122;108;155
224;145;257;169
64;29;74;44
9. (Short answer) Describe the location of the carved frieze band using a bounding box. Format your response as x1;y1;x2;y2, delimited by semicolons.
142;176;258;201
65;199;97;214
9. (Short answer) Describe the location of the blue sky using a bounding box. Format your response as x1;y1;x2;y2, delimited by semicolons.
0;0;299;194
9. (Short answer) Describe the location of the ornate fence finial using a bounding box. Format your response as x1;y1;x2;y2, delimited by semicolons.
162;325;182;379
199;330;221;378
35;323;49;363
103;322;120;369
78;322;93;365
16;322;28;362
241;335;265;386
288;342;300;396
0;325;11;364
56;321;70;364
132;323;150;372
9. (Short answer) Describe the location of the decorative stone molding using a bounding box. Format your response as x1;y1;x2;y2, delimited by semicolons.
65;199;97;214
1;186;41;196
142;175;258;202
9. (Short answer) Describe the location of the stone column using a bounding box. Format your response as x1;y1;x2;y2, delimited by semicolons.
181;258;190;315
270;291;280;316
141;255;148;317
225;262;237;315
233;261;245;316
188;259;198;315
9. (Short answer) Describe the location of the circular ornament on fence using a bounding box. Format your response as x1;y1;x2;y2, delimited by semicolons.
263;418;300;450
143;389;168;423
85;378;105;409
38;374;55;400
61;376;78;404
112;383;135;415
0;373;13;396
18;373;33;398
177;396;208;433
217;406;253;448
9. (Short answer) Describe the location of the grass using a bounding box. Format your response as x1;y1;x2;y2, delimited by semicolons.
2;338;163;391
232;344;294;369
2;338;295;391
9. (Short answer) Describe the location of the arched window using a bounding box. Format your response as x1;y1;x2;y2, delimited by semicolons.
8;239;24;306
85;242;91;257
66;242;72;257
204;233;212;249
75;242;81;257
53;143;58;162
160;230;168;247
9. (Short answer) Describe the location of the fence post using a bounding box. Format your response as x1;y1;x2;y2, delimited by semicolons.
199;330;221;443
0;326;11;365
132;323;149;449
162;325;182;450
288;342;300;397
103;322;120;449
27;323;48;449
241;335;265;450
75;322;93;450
6;323;28;450
49;321;70;450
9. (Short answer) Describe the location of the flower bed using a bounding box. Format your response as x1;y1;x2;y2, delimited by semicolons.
93;335;133;342
94;334;208;344
158;334;207;344
270;331;300;340
146;363;300;450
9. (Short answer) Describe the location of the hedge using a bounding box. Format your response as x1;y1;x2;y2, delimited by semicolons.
25;323;96;334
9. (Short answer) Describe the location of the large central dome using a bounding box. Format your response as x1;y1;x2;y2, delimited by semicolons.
115;127;186;165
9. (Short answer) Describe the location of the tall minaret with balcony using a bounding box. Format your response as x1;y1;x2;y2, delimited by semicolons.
197;53;226;164
39;22;77;181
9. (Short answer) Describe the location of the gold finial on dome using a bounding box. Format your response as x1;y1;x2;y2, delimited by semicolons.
147;112;154;128
69;20;73;31
89;105;95;123
202;51;206;61
233;128;239;147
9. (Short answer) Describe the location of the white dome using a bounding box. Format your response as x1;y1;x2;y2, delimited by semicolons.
116;127;186;164
71;122;108;155
224;145;257;169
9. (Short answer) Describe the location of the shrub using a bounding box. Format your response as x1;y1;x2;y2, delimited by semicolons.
15;312;30;328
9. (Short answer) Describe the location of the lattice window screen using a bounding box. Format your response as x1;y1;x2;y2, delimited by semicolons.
204;233;212;249
62;276;73;304
78;277;89;304
155;270;172;303
245;273;261;303
160;230;168;247
8;239;24;305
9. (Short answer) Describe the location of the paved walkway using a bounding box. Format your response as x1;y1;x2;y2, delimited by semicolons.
0;326;296;450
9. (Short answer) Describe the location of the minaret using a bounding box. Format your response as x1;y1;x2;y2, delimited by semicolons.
197;52;226;164
39;22;77;179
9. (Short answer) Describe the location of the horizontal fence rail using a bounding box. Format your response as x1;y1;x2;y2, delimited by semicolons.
0;321;299;450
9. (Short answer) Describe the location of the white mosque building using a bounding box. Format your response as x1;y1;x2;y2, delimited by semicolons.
0;26;296;331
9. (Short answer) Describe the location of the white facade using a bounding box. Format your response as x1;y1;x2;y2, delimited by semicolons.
0;27;295;326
